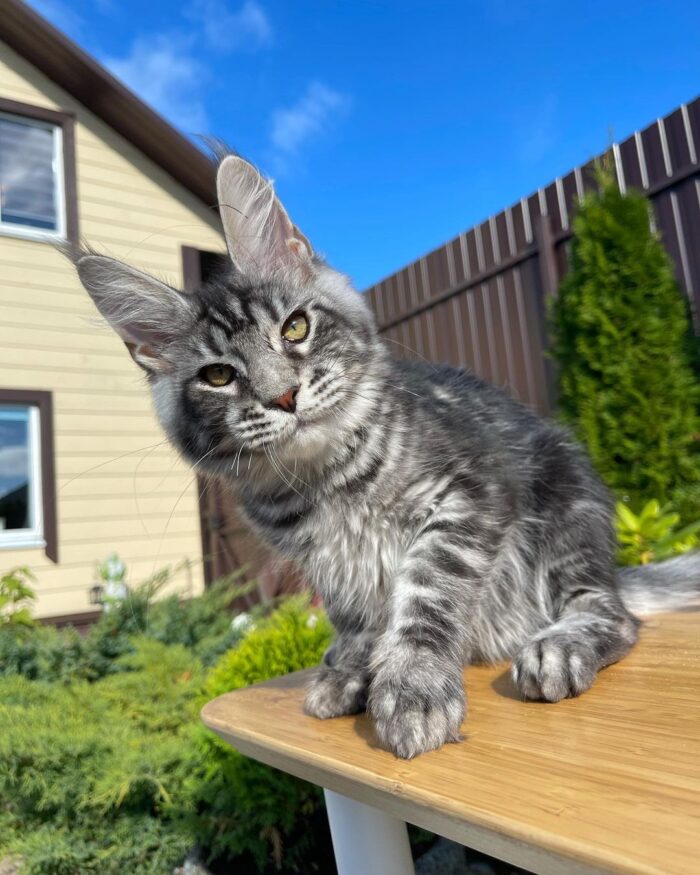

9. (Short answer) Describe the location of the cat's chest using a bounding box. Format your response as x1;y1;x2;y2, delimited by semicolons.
242;489;400;564
311;499;403;577
241;469;444;622
305;498;405;624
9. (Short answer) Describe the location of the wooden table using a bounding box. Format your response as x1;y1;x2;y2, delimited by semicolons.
201;612;700;875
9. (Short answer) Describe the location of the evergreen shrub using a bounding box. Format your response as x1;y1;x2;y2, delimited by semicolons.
187;598;333;871
550;170;700;521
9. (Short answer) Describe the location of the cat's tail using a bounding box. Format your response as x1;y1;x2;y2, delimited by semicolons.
616;552;700;616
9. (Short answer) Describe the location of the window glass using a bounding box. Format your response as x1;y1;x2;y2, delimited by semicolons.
0;114;59;233
0;406;37;537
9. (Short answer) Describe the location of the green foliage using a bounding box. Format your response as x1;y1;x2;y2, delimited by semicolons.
139;574;256;666
0;639;201;874
0;590;334;874
0;623;86;683
615;499;700;566
0;567;38;628
188;599;333;870
80;566;256;678
550;168;700;520
0;566;253;684
7;818;192;875
204;597;332;695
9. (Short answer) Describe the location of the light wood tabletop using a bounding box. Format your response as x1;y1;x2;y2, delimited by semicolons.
201;612;700;875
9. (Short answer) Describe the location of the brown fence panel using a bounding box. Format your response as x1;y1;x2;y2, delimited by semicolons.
365;97;700;413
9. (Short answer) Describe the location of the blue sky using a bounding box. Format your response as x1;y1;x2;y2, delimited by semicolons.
29;0;700;289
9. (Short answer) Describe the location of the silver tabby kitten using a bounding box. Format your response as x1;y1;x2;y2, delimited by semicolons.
72;156;700;758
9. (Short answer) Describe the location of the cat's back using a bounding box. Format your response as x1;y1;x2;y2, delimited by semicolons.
388;357;608;519
389;357;543;450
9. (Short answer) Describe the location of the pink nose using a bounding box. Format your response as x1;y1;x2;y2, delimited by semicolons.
270;387;298;413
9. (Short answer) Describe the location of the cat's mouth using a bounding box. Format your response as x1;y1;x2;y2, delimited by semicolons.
246;412;339;461
205;407;339;467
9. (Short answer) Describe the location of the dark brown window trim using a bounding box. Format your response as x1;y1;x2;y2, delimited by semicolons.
181;245;203;294
0;388;58;563
0;96;79;245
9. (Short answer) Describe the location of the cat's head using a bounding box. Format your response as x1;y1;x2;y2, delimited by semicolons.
72;156;383;476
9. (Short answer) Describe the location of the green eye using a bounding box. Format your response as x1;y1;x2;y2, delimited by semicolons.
201;364;235;387
282;312;309;343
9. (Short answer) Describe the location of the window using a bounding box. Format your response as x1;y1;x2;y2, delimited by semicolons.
0;405;43;548
0;99;78;244
0;112;63;237
0;391;58;562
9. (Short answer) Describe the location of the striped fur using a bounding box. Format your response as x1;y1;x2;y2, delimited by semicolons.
72;157;699;758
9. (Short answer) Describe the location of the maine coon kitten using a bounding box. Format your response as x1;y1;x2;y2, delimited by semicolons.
71;156;700;759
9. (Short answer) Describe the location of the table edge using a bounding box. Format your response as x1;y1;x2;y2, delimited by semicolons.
201;690;670;875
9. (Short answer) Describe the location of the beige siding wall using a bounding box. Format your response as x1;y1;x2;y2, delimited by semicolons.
0;42;226;617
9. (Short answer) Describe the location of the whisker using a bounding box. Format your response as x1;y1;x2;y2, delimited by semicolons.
382;336;438;370
151;444;218;575
132;438;181;533
270;444;311;491
387;382;426;400
264;444;304;499
59;440;168;493
324;329;355;375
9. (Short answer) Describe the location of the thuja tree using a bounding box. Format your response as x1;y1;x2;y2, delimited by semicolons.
550;169;700;520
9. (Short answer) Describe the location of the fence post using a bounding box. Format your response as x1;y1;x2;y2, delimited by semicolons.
532;214;560;412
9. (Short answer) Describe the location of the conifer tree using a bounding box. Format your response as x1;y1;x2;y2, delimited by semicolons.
550;170;700;520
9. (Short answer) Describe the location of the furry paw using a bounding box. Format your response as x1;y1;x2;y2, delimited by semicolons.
369;675;465;759
512;635;598;702
304;666;368;719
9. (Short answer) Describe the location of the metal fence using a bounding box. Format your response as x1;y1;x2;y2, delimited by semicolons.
364;97;700;415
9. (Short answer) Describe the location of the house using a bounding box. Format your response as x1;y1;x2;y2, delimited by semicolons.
0;0;227;622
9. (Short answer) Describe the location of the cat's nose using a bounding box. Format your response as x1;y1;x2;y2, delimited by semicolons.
268;386;299;413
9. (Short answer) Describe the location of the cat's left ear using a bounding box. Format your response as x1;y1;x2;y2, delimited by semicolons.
217;155;313;280
70;250;194;373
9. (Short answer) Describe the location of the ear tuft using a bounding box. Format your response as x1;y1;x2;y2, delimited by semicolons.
216;156;313;279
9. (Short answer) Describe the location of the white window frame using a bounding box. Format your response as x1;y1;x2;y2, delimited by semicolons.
0;110;67;243
0;405;45;551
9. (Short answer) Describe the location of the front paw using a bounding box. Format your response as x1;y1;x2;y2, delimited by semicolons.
304;666;368;719
369;673;465;759
512;635;598;702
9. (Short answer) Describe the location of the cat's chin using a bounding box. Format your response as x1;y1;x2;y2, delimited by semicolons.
272;417;338;463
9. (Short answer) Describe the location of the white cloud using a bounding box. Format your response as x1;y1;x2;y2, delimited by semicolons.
103;35;209;133
187;0;272;52
0;446;28;479
100;5;272;135
270;82;348;161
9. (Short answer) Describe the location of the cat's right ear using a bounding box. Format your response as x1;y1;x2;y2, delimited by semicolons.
216;155;313;280
69;250;193;373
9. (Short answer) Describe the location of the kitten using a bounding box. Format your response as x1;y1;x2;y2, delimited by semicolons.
71;156;700;758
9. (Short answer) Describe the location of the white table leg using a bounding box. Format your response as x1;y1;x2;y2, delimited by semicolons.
324;789;415;875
